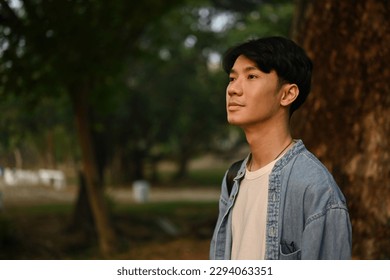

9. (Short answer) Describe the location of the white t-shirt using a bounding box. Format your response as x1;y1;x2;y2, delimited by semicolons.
231;158;277;260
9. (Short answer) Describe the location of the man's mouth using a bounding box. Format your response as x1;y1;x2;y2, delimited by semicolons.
228;101;244;110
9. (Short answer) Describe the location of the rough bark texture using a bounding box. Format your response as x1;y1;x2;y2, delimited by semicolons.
292;0;390;259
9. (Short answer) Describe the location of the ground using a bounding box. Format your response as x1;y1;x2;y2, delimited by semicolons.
0;183;220;260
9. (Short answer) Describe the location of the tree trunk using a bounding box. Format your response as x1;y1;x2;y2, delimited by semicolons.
69;87;117;257
175;153;189;180
14;148;23;169
292;0;390;259
71;169;95;236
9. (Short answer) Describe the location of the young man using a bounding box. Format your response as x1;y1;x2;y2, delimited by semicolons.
210;36;352;260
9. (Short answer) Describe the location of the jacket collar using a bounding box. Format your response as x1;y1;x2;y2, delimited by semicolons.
235;139;305;181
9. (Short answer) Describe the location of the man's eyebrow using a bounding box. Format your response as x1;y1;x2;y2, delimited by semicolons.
244;66;259;71
229;66;259;74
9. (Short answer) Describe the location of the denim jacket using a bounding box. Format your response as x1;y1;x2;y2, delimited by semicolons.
210;140;352;260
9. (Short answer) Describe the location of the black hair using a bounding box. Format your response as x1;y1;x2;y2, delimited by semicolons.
222;36;313;116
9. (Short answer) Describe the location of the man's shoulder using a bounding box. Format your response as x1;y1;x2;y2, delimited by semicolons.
290;147;334;182
286;148;347;206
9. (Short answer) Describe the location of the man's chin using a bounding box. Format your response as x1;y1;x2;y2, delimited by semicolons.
227;118;243;126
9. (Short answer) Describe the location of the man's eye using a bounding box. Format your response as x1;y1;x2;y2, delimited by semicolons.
248;74;257;79
229;76;236;82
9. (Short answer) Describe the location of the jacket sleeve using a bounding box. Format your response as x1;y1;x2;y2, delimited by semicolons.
301;206;352;259
209;171;229;260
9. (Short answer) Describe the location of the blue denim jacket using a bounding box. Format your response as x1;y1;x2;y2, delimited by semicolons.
210;140;352;260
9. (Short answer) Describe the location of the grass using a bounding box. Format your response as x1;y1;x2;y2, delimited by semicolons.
0;200;219;260
154;167;226;187
186;168;226;186
0;166;225;259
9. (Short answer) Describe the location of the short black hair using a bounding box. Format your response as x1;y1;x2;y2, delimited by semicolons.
222;36;313;116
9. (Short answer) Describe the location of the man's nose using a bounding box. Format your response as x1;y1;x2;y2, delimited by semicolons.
227;79;243;96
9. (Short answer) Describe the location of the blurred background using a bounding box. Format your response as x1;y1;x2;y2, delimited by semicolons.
0;0;389;260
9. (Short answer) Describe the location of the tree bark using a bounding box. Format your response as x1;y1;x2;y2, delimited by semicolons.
69;86;117;257
292;0;390;259
71;169;95;236
175;151;190;180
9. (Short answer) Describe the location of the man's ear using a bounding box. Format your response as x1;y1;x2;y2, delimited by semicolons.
280;84;299;107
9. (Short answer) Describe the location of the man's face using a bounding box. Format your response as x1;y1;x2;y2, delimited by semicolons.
226;55;284;129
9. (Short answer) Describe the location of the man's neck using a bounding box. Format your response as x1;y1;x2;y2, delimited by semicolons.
244;121;293;171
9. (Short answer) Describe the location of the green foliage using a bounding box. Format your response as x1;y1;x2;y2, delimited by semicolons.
187;168;227;186
0;0;185;168
1;0;185;92
0;87;76;167
0;0;294;179
208;1;294;49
